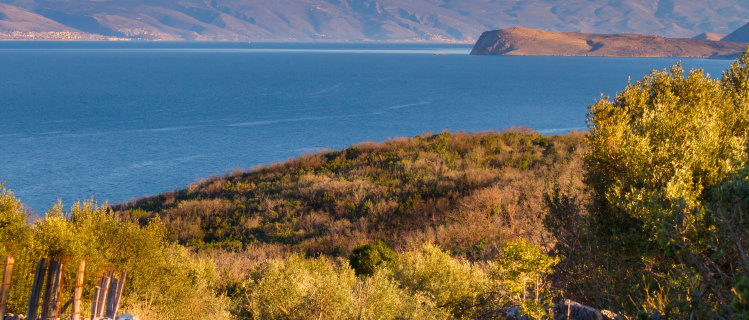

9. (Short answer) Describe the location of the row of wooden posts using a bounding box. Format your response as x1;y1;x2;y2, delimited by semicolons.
0;256;126;320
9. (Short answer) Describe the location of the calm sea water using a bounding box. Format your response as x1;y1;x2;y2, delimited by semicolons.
0;42;732;212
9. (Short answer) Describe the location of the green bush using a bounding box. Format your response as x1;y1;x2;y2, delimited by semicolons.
585;51;749;316
349;240;397;277
240;253;446;319
391;244;501;319
0;189;230;320
495;239;558;319
242;254;357;319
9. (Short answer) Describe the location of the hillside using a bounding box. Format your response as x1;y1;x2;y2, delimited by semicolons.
723;22;749;43
0;3;116;40
0;0;748;41
693;32;726;41
470;27;746;58
114;130;588;259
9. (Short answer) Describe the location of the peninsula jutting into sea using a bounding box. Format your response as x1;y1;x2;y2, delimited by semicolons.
470;26;748;58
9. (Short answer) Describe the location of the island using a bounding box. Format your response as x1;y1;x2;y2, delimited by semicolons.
470;26;746;58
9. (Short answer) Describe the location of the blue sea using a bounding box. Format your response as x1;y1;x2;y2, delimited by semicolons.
0;42;733;212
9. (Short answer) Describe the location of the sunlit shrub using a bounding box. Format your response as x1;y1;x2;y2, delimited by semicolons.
585;50;749;316
241;254;445;319
495;239;558;319
392;244;500;318
0;193;230;320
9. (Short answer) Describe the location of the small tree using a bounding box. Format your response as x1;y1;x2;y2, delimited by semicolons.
496;239;558;319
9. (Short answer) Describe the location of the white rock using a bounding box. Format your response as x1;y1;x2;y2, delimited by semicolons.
116;314;139;320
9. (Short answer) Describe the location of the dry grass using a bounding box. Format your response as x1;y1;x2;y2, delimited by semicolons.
115;129;589;265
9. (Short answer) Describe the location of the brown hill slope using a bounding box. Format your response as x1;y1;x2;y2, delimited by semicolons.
693;32;725;41
471;27;746;58
114;130;588;258
0;3;109;40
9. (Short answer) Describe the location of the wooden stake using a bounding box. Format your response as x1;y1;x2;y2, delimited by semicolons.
105;277;118;317
567;300;571;319
535;276;539;303
40;260;59;320
50;260;65;319
97;273;111;317
72;260;86;320
27;258;48;320
90;285;100;320
0;256;15;317
111;272;126;320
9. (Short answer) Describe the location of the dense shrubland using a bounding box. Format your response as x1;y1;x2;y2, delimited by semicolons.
113;128;587;319
115;129;587;259
3;50;749;319
0;186;230;319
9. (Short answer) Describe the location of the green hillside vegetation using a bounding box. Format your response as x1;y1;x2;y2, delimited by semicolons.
114;129;587;258
1;51;749;319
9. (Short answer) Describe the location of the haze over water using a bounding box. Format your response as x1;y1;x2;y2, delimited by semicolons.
0;42;732;212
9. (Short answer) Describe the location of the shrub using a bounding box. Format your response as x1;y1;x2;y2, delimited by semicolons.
585;51;749;316
495;239;558;319
242;254;357;319
392;244;500;318
241;254;446;319
349;240;397;277
0;193;230;320
355;269;448;320
0;184;31;247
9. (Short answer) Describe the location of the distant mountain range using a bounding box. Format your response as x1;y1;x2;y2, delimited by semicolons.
0;0;748;42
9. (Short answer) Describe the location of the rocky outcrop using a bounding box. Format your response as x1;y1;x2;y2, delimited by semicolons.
553;299;626;320
505;300;626;320
471;27;746;58
506;306;530;320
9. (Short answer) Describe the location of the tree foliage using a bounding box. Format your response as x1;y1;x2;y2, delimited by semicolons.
585;50;749;316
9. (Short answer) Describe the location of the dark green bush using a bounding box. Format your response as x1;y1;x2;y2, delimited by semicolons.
349;240;397;277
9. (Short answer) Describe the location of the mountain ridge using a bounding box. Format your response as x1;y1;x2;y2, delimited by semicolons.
0;0;748;42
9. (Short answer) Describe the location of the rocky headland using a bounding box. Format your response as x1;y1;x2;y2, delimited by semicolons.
470;27;746;58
